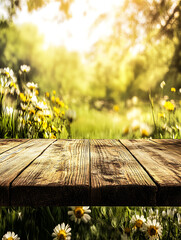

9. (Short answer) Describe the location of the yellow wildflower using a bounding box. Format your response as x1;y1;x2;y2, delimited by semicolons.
171;87;176;92
51;96;55;103
50;133;56;139
29;109;35;115
141;129;149;137
53;90;56;95
35;90;39;95
20;93;27;102
59;101;65;108
42;121;47;130
113;105;119;112
164;101;175;111
158;113;165;119
10;82;17;88
45;92;50;98
53;106;60;115
55;97;60;104
122;126;129;135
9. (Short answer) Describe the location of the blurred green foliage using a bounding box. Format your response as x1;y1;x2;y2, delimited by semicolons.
0;0;181;105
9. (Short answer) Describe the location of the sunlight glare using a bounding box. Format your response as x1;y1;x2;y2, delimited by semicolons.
14;0;124;52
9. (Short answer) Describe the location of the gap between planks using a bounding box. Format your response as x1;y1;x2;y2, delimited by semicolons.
0;139;30;155
120;139;181;205
119;139;160;191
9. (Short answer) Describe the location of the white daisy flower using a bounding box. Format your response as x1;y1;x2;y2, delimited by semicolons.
36;101;48;111
167;208;176;218
4;106;13;115
20;65;31;73
130;214;146;231
30;94;38;103
52;223;71;240
27;82;38;91
162;210;166;217
2;231;20;240
160;81;166;89
140;123;153;137
68;206;91;224
143;219;162;240
3;67;14;79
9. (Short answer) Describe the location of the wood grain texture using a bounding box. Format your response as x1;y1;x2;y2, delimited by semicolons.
0;139;28;154
11;139;90;206
0;139;55;206
151;139;181;145
150;139;181;155
90;139;157;205
121;139;181;205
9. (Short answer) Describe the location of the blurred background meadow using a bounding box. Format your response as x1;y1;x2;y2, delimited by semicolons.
0;0;181;139
1;0;181;239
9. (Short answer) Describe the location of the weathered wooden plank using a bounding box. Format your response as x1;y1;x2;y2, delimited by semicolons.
150;139;181;155
91;139;157;205
121;139;181;205
0;139;55;206
11;139;90;206
151;139;181;145
0;139;28;154
150;139;181;146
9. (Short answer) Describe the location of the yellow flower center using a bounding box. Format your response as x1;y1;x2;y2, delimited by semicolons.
57;230;66;240
74;206;85;218
7;237;14;240
135;219;143;228
29;86;35;91
29;110;35;115
5;72;10;77
148;225;158;236
141;129;149;137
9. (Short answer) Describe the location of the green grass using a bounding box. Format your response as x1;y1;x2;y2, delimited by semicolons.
70;99;181;139
70;103;152;139
71;105;126;139
0;206;181;240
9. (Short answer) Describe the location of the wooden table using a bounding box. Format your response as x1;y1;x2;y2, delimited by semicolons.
0;139;181;206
